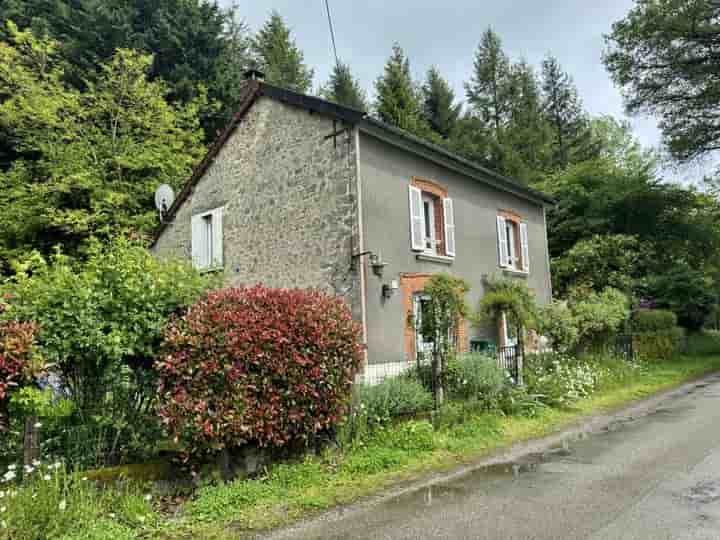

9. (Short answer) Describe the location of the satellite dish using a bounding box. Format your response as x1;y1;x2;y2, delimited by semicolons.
154;184;175;218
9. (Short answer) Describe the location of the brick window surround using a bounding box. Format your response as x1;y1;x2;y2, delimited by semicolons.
411;177;448;257
400;273;468;362
498;208;525;271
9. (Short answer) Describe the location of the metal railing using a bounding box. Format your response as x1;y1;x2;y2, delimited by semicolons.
497;345;521;382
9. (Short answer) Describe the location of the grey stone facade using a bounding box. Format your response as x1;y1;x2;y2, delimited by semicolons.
152;97;362;320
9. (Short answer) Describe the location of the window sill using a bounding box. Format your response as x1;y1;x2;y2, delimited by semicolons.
198;265;224;274
416;253;454;265
501;267;529;277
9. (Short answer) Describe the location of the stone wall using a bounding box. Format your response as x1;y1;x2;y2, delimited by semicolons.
152;96;362;320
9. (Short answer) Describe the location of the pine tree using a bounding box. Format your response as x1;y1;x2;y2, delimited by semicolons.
465;28;511;139
422;66;461;139
320;62;367;110
541;55;592;167
374;43;431;138
502;61;553;181
251;10;313;93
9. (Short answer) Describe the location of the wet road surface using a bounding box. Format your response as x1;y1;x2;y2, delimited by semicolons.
264;374;720;539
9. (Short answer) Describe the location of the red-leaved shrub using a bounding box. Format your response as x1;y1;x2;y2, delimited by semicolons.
155;285;364;459
0;318;38;426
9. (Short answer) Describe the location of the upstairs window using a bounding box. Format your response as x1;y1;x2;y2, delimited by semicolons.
192;207;224;270
409;183;455;258
497;213;529;273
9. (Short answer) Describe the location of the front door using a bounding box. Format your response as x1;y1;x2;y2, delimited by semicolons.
413;294;435;360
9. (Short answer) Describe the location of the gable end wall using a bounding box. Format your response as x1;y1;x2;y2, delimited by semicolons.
152;97;362;321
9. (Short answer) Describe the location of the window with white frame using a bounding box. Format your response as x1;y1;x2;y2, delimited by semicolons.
409;185;456;258
496;214;529;273
191;207;223;270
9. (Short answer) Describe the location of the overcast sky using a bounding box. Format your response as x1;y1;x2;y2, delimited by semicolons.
230;1;662;151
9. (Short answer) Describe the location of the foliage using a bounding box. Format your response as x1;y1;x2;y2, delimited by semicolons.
552;234;640;296
604;0;720;163
374;43;433;139
0;460;157;540
320;62;367;110
633;328;684;361
537;301;579;354
540;55;594;167
0;26;206;266
2;237;208;409
569;287;630;350
643;264;718;331
477;275;539;337
422;66;462;139
524;353;600;406
156;285;364;461
251;11;313;93
445;353;508;406
685;331;720;356
353;376;433;427
631;309;677;333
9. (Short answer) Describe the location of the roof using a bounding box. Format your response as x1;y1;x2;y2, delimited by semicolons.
152;80;555;244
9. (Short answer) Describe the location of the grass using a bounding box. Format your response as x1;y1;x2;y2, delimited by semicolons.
156;354;720;539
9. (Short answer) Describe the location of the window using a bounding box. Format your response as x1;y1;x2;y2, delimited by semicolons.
497;214;529;273
191;207;223;270
409;184;455;258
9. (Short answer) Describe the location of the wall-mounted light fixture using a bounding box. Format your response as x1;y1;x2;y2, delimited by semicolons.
369;251;388;277
382;279;400;299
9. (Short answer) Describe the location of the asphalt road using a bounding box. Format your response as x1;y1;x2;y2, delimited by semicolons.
264;374;720;540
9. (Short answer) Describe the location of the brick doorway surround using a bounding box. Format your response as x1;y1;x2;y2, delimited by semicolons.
400;273;468;362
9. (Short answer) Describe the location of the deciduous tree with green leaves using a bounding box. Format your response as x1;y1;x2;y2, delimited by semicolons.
0;24;205;269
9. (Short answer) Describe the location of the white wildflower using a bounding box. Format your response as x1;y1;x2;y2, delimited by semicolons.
109;513;116;519
33;422;42;429
58;500;66;511
0;520;6;529
6;465;15;472
43;475;51;481
32;460;40;467
144;494;152;502
0;507;5;513
81;477;88;481
0;491;4;498
2;471;15;483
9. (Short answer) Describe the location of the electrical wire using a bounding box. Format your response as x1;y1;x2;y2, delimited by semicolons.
324;0;340;69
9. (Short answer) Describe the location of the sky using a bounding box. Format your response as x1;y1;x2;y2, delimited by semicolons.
230;1;662;152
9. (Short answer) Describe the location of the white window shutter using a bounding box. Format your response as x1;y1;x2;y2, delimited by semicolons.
520;222;530;273
443;197;456;257
409;185;424;251
191;214;204;269
211;207;224;268
497;216;509;267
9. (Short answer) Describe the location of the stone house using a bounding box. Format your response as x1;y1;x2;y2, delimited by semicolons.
151;78;555;379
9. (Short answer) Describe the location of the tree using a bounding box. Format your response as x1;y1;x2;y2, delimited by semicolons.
251;10;313;93
0;1;252;138
501;60;553;182
604;0;720;164
0;26;206;267
541;55;594;167
422;66;461;139
320;61;367;110
465;28;511;140
374;43;432;138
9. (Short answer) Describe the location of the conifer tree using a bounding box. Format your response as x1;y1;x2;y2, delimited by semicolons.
465;28;511;139
320;62;367;110
374;43;431;138
251;10;313;93
541;55;592;167
422;66;462;139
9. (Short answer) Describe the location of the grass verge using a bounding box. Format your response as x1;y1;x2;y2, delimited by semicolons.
155;355;720;539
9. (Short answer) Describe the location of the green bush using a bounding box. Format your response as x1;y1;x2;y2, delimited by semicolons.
446;353;508;407
354;376;433;426
631;309;678;332
685;331;720;356
633;327;684;361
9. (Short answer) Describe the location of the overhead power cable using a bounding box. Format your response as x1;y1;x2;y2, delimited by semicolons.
324;0;340;68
